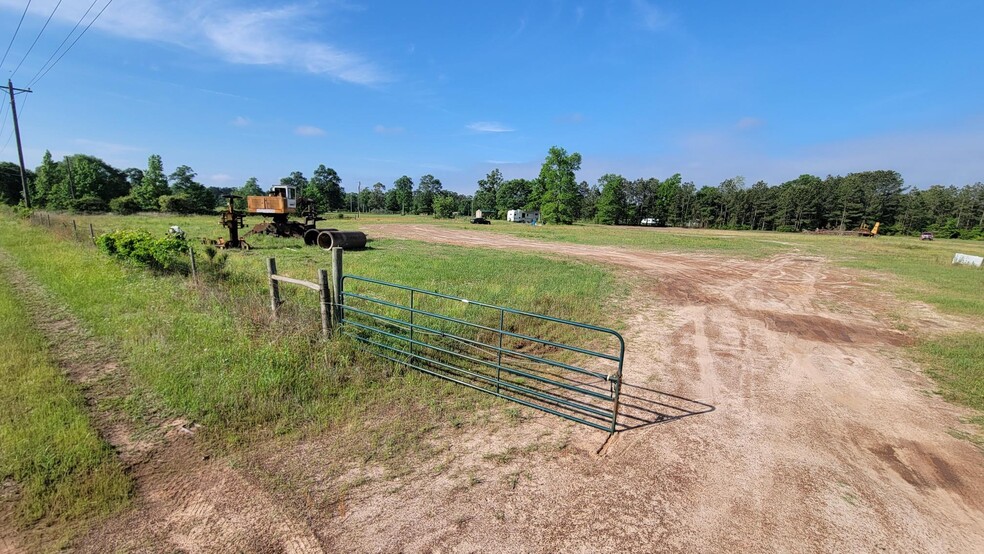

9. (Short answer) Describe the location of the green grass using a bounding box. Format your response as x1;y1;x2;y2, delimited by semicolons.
2;212;617;457
23;210;984;438
918;333;984;414
0;270;131;545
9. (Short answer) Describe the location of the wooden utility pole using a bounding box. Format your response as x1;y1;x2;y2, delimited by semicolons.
4;80;32;208
65;156;76;200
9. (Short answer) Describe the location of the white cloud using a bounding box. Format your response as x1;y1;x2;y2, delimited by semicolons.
73;139;145;153
557;112;585;124
210;173;234;183
231;116;250;127
631;0;673;31
0;0;387;85
373;124;405;135
736;116;763;129
419;162;460;172
466;121;514;133
295;125;326;136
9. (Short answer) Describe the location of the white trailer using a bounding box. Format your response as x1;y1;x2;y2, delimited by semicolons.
507;209;539;223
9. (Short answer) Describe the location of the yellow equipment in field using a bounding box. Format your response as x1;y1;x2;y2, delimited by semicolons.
858;221;880;237
246;185;297;215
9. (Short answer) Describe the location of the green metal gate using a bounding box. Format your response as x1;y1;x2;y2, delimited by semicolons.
339;275;625;433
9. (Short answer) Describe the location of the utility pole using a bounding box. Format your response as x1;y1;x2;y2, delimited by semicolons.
4;80;32;208
65;156;76;200
357;181;361;219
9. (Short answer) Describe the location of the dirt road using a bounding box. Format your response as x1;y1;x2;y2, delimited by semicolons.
297;223;984;552
0;251;323;553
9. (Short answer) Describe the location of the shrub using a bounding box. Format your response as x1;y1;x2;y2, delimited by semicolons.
11;204;32;218
69;195;109;213
432;195;456;219
109;195;142;215
158;194;196;214
96;229;187;270
199;245;230;280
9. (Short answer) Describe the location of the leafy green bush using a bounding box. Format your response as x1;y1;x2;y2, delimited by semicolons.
96;229;187;270
158;194;196;214
109;195;142;215
11;204;32;218
69;195;109;213
432;195;456;218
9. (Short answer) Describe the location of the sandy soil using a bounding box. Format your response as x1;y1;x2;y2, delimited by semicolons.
282;223;984;553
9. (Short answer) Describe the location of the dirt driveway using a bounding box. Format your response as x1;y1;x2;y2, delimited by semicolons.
301;223;984;552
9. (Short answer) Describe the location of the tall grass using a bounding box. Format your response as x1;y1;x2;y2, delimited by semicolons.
0;214;617;454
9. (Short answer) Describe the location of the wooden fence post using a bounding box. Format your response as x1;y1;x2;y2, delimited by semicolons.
88;223;95;243
72;219;78;241
318;269;330;336
47;213;51;226
331;247;343;327
267;257;281;319
189;246;197;280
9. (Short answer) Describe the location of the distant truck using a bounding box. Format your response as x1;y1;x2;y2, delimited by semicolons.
507;209;539;223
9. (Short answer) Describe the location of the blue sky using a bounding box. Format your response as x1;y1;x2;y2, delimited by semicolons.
0;0;982;194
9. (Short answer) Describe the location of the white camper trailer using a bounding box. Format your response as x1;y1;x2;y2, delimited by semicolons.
507;209;539;223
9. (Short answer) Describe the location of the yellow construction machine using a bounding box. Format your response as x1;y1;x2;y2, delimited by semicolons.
857;221;880;237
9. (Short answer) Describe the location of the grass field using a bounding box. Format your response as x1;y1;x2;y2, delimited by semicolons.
3;208;982;546
0;266;131;548
26;210;984;422
1;211;618;453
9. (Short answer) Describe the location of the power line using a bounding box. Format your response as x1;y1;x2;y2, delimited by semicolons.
0;100;9;143
11;0;64;79
30;0;114;87
27;0;99;87
0;0;33;72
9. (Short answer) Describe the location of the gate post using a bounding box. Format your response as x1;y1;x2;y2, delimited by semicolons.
267;257;281;319
189;246;198;280
331;247;343;326
318;268;330;336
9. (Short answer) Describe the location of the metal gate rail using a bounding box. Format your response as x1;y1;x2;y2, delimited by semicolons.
340;275;625;433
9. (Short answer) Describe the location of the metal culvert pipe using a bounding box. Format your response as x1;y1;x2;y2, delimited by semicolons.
317;230;368;250
304;228;337;246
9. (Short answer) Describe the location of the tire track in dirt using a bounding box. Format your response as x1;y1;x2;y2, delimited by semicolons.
0;250;324;553
318;223;984;552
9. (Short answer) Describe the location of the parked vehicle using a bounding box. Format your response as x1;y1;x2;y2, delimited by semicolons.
507;209;539;223
921;232;934;240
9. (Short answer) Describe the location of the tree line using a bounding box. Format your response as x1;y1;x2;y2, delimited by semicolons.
469;147;984;239
2;145;982;239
